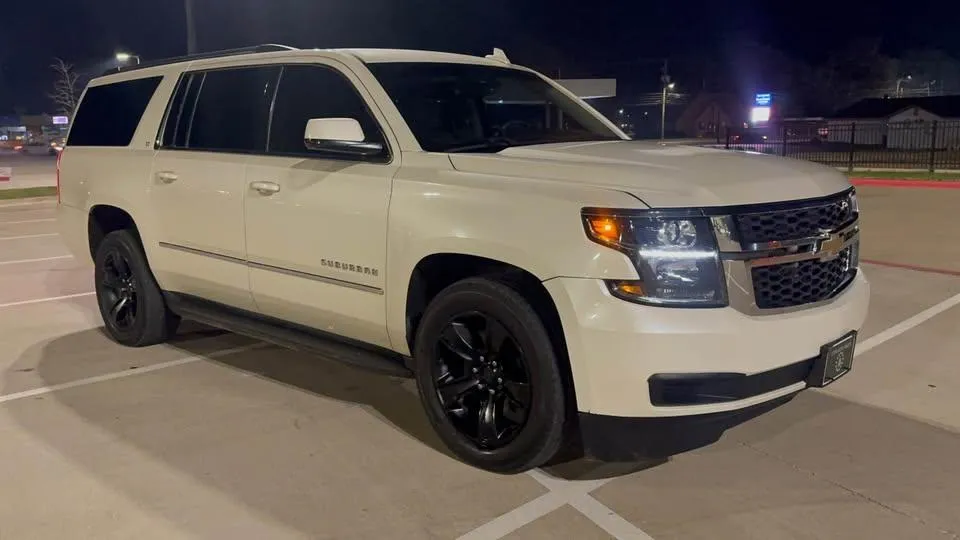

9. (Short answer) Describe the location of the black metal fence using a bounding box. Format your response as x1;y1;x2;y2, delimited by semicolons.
723;119;960;171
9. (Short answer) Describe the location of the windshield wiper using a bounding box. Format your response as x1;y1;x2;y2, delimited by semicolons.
445;138;513;153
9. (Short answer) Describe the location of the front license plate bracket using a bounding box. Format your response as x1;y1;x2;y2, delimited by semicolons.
807;330;857;388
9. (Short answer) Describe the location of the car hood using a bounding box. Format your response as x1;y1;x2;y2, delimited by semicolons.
447;140;851;208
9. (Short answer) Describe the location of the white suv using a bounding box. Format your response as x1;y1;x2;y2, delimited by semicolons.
57;45;869;473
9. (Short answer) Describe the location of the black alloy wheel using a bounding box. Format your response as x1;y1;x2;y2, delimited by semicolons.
99;249;139;332
433;311;532;449
94;229;180;347
414;277;567;474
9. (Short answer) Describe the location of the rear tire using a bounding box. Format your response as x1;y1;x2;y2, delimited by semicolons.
413;277;567;474
94;229;180;347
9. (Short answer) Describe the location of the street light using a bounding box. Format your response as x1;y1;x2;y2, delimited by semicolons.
185;0;197;53
660;82;675;143
896;75;912;98
116;52;141;65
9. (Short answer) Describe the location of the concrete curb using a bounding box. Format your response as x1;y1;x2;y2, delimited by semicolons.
863;259;960;277
0;173;57;191
851;178;960;189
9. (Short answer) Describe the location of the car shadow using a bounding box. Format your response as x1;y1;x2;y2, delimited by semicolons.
192;331;452;458
9;324;819;536
23;324;452;454
165;324;803;481
542;394;798;481
35;260;804;481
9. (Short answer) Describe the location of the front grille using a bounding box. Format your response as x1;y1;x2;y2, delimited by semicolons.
734;191;855;244
752;247;856;309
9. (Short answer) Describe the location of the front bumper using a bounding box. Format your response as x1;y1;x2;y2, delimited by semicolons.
575;395;797;462
543;270;870;418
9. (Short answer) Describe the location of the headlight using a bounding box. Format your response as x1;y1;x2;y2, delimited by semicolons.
582;209;727;307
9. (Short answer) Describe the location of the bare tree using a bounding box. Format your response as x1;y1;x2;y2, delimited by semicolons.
48;58;80;115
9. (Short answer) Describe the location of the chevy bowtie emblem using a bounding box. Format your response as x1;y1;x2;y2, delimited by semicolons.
816;233;844;261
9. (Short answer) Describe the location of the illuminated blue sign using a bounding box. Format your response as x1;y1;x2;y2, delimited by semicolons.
755;93;772;106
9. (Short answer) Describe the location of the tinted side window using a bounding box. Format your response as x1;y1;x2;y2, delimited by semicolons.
67;76;163;147
269;65;386;156
187;66;280;153
173;74;204;148
160;73;192;147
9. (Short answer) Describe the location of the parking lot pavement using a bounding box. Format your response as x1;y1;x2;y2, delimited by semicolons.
0;201;89;307
857;185;960;273
591;396;959;539
825;290;960;432
0;346;555;539
0;189;959;540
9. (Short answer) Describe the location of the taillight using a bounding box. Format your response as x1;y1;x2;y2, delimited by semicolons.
56;149;63;204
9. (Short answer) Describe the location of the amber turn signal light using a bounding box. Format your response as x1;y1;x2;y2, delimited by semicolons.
608;280;646;299
586;216;621;245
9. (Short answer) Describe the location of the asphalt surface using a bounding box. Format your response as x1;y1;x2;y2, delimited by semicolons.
0;186;959;539
0;152;57;175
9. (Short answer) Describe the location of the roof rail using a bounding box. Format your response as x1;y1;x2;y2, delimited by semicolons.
101;44;298;76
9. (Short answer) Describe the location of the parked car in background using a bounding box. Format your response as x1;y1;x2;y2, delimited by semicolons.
14;140;61;155
50;138;65;153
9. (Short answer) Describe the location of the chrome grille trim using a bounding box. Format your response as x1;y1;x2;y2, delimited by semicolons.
708;189;861;315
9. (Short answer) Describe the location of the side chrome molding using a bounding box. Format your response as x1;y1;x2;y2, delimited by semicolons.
158;242;384;295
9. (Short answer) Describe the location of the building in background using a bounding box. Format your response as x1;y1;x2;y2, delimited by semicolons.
0;113;70;147
0;115;27;148
675;93;745;140
827;95;960;149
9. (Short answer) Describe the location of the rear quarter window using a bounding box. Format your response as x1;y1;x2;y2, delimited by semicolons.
67;76;163;147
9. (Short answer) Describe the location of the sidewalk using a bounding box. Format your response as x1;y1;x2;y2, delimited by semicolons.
0;173;56;191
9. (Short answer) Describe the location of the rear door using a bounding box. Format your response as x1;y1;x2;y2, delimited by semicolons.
243;62;399;347
150;65;280;311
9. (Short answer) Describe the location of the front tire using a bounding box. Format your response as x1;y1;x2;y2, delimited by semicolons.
94;229;180;347
413;277;567;474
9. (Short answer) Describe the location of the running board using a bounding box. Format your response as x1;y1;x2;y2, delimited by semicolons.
164;293;412;378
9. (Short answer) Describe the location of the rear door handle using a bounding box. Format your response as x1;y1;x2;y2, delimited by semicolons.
156;171;179;183
250;181;281;196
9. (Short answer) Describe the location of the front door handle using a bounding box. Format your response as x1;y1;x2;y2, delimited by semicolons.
250;181;281;196
156;171;179;183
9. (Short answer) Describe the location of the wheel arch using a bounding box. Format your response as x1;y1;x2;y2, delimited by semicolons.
398;251;581;437
88;204;142;260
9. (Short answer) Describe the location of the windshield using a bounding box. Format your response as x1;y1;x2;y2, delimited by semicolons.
366;62;624;153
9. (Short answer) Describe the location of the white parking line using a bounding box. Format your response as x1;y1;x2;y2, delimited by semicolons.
0;292;95;309
0;343;269;405
457;469;653;539
0;255;72;266
0;218;56;225
855;292;960;356
569;495;654;540
0;233;58;241
456;491;567;539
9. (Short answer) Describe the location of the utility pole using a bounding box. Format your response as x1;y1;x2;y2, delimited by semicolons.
660;59;673;143
185;0;197;53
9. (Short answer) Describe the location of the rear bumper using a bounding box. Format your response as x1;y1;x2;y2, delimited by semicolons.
56;203;91;264
544;271;870;418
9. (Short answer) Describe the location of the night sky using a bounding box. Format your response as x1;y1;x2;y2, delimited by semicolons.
1;0;954;113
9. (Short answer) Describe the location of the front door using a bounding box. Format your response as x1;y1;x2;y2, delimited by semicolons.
149;64;281;312
244;63;399;348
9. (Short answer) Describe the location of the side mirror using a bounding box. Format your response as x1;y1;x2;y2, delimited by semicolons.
303;118;384;158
